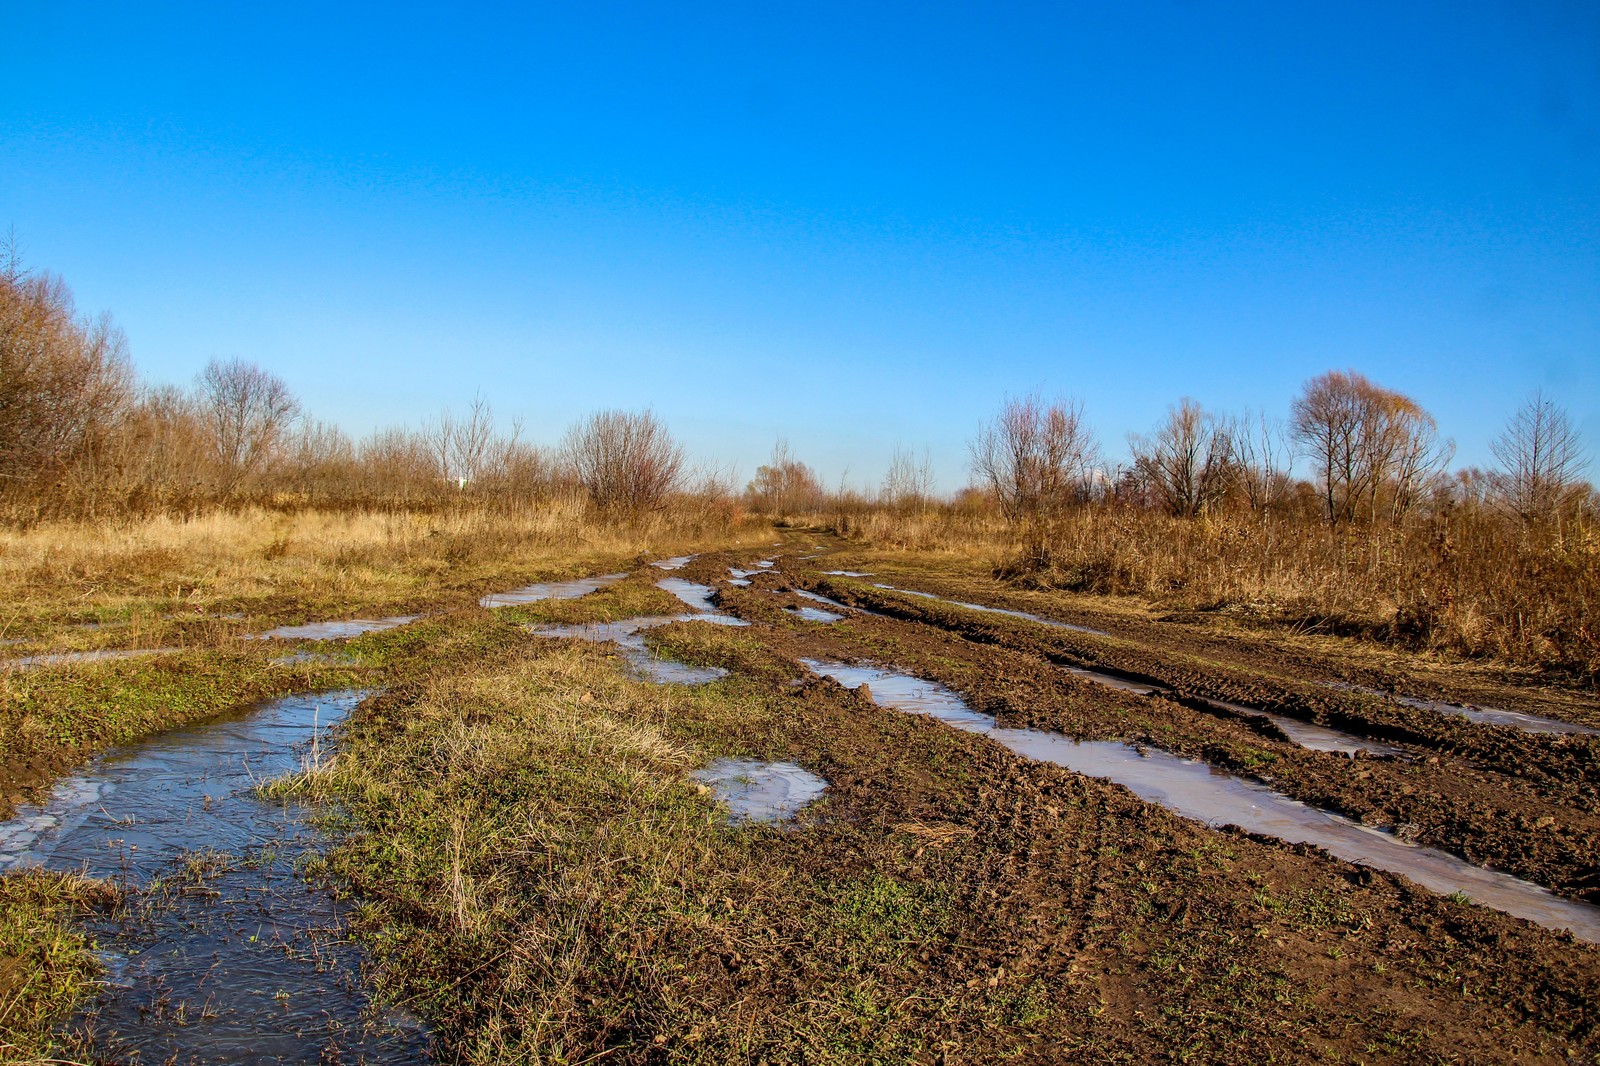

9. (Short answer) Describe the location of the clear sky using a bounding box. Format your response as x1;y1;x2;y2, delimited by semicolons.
4;1;1597;490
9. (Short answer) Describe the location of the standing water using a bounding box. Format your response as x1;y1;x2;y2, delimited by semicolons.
801;659;1600;943
0;690;427;1063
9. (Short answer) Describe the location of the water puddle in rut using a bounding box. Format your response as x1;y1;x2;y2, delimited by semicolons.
788;606;845;623
531;579;748;685
800;659;1600;943
829;587;1402;758
480;572;627;608
796;590;886;618
868;584;1110;636
690;759;828;824
1330;683;1598;737
652;555;695;571
3;647;181;671
0;689;426;1062
255;616;421;641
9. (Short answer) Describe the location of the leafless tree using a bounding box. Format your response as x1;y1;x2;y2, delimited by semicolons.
880;445;937;512
1128;398;1234;517
197;357;301;494
969;394;1099;564
1229;408;1292;516
0;264;133;498
563;408;686;513
425;394;518;489
1489;392;1590;523
1290;370;1450;525
746;438;824;513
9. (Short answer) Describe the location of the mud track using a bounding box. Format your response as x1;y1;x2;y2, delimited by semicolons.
695;564;1598;908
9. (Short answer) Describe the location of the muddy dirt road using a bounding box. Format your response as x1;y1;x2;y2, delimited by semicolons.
4;531;1598;1062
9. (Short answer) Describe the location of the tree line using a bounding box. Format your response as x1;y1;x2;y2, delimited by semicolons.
0;257;715;520
2;253;1591;535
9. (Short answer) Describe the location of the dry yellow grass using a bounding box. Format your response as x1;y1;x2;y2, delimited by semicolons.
0;499;769;640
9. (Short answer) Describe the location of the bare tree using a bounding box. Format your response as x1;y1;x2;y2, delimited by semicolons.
1489;392;1590;523
196;358;300;494
1229;408;1292;516
1290;370;1449;524
969;394;1099;565
746;438;824;514
880;445;937;512
425;394;518;489
1128;398;1234;517
563;408;686;513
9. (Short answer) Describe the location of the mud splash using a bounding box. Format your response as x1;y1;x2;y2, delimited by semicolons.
800;659;1600;943
690;759;828;824
0;690;426;1062
479;572;627;608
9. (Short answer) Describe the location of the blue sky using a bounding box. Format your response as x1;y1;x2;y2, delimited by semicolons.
4;1;1597;490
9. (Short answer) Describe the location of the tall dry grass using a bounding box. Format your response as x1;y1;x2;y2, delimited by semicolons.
0;495;762;621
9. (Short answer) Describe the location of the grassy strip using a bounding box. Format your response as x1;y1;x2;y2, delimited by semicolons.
0;869;120;1063
276;620;1043;1062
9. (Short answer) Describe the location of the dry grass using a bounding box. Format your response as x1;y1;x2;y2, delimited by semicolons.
0;499;768;639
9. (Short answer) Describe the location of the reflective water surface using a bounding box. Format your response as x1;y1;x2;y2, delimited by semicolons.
690;759;828;824
0;690;428;1063
479;572;627;608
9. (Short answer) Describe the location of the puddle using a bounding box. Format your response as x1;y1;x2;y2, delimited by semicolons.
1061;663;1160;696
532;580;748;685
1331;683;1599;737
800;659;1600;943
860;582;1111;636
690;759;828;824
480;572;627;608
1265;714;1408;758
658;577;723;612
729;578;753;587
796;590;885;617
534;618;732;684
0;690;427;1061
652;556;695;571
3;647;180;671
823;570;873;577
872;583;939;599
255;616;420;641
787;606;845;623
